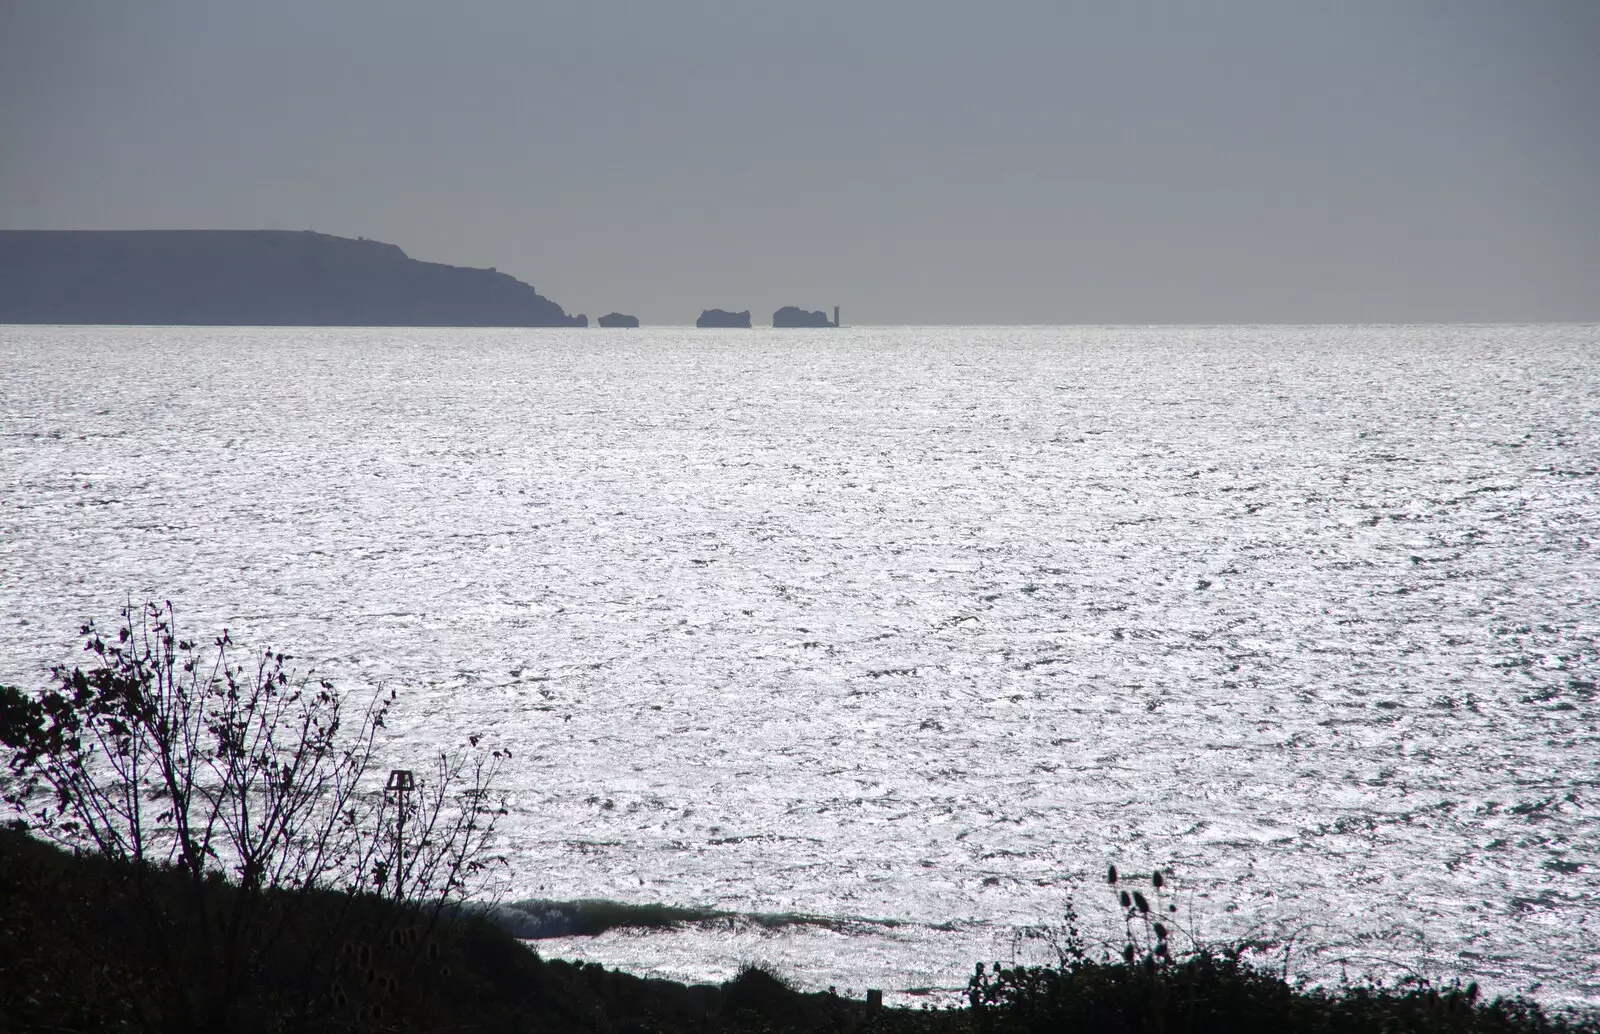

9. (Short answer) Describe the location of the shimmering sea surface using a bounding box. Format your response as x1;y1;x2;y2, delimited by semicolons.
2;324;1596;1005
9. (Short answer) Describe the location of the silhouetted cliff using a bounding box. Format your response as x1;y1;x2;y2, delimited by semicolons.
772;305;837;328
597;312;640;328
0;230;586;327
696;308;751;328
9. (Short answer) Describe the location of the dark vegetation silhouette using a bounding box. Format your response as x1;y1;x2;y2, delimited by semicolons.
968;865;1597;1034
0;602;506;1031
2;606;1594;1032
0;230;587;326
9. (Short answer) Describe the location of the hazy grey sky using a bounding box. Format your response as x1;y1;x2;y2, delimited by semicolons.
2;1;1596;324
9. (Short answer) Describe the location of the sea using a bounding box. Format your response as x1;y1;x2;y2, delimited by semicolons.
1;324;1596;1007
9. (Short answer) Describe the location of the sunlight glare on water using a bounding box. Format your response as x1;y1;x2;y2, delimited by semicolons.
1;323;1596;1005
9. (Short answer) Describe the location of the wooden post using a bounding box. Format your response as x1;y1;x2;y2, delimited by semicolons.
385;769;414;895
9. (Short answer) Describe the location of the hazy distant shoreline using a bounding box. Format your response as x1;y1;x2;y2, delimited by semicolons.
0;229;588;327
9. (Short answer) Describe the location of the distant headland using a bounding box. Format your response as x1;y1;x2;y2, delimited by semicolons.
696;308;751;328
0;229;587;327
597;312;640;328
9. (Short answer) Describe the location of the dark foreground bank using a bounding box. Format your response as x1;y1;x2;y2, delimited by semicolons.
0;825;916;1034
2;828;1594;1034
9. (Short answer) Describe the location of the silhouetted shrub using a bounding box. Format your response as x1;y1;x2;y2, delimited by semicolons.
0;600;506;1031
972;865;1598;1034
724;963;798;1012
971;949;1596;1034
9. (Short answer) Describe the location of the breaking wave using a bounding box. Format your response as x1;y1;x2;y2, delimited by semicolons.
482;898;906;940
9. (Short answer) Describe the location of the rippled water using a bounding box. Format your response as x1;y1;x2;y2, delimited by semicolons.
2;324;1596;1005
